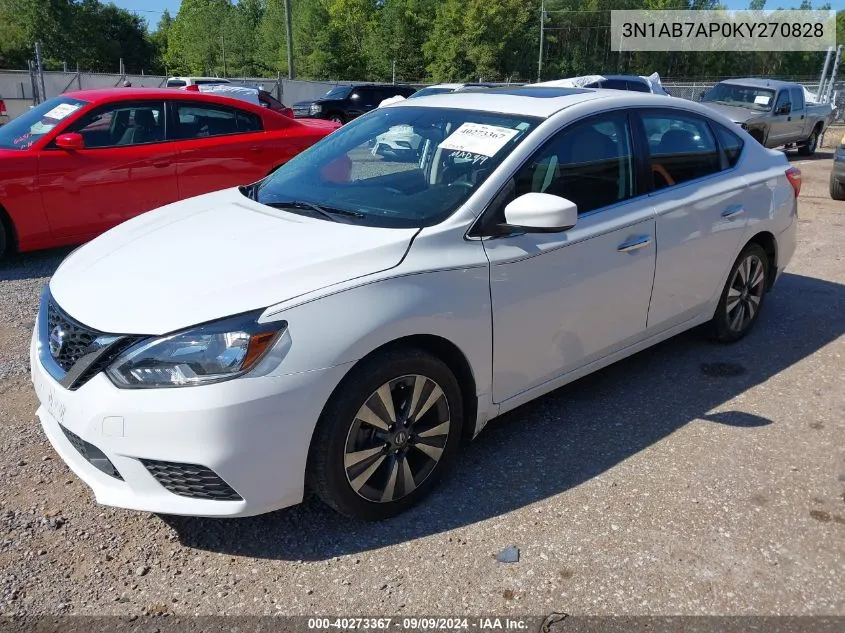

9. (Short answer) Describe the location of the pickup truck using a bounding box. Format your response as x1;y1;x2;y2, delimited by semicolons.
701;78;833;155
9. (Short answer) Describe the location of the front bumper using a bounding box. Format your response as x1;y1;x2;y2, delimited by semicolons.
30;326;351;517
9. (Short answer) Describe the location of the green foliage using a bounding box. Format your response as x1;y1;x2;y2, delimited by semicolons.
0;0;837;83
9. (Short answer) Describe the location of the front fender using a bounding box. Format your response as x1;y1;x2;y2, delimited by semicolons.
262;267;493;401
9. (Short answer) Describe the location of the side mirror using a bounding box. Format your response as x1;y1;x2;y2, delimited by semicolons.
776;102;792;115
503;192;578;233
55;133;84;151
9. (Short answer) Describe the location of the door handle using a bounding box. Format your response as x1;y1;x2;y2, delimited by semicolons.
617;235;651;253
721;204;744;218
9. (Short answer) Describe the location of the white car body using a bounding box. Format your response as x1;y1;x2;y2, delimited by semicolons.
166;76;232;88
31;88;798;518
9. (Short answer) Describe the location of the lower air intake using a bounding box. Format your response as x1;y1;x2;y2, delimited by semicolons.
140;459;242;501
60;425;123;480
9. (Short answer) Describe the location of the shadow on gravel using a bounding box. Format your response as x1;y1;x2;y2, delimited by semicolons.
0;248;70;282
163;271;845;560
787;150;834;162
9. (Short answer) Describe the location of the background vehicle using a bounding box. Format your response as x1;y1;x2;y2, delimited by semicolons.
166;76;231;88
292;84;417;124
701;78;833;154
0;97;8;126
32;88;798;521
829;132;845;199
535;73;670;95
407;83;496;99
0;88;338;258
186;84;295;118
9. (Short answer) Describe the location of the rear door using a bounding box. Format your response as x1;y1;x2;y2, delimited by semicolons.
37;100;178;236
641;109;749;332
790;87;810;140
169;100;269;199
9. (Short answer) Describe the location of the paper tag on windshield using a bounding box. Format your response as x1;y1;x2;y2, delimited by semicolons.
43;103;81;120
438;123;519;157
754;95;771;106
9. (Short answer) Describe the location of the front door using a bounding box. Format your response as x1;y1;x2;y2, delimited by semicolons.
482;112;657;403
767;90;794;146
38;100;177;238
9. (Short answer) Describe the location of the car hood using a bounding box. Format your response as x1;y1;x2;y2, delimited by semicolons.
49;188;418;335
700;102;764;123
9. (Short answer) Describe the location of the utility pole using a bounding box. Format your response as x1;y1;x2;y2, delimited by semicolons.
284;0;295;79
537;0;545;83
392;60;396;84
817;46;834;98
221;35;227;77
35;42;46;104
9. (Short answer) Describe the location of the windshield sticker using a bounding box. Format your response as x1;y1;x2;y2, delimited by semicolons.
754;95;771;105
438;123;519;158
43;103;81;120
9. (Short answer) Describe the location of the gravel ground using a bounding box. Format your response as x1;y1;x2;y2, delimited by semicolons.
0;154;843;618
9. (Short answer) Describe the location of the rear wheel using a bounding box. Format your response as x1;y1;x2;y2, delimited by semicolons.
308;348;463;520
798;128;819;156
709;243;770;343
830;172;845;200
0;219;8;260
328;113;345;125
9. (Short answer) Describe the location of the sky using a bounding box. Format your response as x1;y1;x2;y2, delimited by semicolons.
112;0;845;30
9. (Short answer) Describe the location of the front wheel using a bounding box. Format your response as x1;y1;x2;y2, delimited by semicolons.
328;113;345;125
0;221;7;260
709;243;770;343
308;349;463;520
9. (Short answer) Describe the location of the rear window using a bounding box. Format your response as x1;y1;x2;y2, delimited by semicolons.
166;79;187;88
626;79;651;93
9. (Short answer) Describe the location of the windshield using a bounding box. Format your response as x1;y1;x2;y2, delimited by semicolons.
0;96;89;150
252;106;540;228
702;84;775;111
409;86;457;99
323;85;352;100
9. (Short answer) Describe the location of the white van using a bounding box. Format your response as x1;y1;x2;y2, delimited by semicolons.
165;76;232;88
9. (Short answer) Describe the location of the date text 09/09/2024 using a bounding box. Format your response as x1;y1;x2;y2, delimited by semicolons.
307;618;531;631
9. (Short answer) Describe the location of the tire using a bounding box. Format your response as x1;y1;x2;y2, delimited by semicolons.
830;172;845;200
709;243;770;343
0;221;7;261
328;113;345;125
308;348;463;520
798;128;819;156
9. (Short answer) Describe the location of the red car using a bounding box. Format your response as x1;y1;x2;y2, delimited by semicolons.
0;88;339;258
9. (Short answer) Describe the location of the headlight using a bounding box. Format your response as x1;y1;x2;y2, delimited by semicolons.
106;310;286;389
309;103;322;114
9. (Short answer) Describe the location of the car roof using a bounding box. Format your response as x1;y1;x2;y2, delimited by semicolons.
62;87;273;111
168;76;229;82
389;86;715;119
719;78;796;89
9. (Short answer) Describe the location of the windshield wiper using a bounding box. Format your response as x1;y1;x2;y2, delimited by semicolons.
261;200;365;222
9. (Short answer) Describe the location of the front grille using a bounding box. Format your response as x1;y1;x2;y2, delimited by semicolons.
140;460;242;501
60;425;123;480
46;300;102;372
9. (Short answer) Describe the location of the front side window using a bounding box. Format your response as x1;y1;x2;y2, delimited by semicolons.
513;112;635;215
173;103;262;139
773;90;791;114
642;112;721;189
252;106;540;228
0;96;89;150
69;102;165;148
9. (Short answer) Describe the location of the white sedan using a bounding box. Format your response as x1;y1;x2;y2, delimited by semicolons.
31;87;800;520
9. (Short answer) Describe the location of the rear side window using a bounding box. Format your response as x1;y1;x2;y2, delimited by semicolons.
626;80;651;93
790;87;805;110
714;124;744;168
173;103;262;139
641;112;721;189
